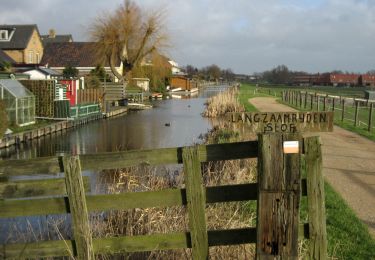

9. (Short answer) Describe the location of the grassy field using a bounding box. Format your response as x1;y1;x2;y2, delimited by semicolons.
9;119;54;134
239;84;375;259
251;83;370;98
242;83;375;142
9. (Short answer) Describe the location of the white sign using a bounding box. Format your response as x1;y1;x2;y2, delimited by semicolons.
283;141;299;154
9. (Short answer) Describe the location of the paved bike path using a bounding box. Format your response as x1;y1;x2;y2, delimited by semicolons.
249;97;375;237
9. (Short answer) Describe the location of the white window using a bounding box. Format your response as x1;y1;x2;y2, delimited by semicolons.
28;51;34;63
36;53;40;63
0;30;8;40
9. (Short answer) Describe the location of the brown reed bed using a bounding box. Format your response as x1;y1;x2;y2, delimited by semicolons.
202;87;245;118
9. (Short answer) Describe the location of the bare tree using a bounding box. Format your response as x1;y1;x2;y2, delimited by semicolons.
91;0;168;89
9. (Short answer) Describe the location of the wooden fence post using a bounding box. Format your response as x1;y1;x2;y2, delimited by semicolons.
304;92;308;109
310;94;313;110
299;91;302;108
332;97;335;112
256;134;301;259
369;103;373;132
63;155;94;260
341;99;345;122
316;96;320;111
304;136;327;259
354;101;359;127
183;146;208;260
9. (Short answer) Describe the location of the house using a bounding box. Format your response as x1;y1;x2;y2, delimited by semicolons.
20;67;61;80
41;42;123;81
0;24;43;64
167;59;182;75
131;78;150;92
330;74;360;86
41;29;73;45
360;75;375;87
60;79;80;106
292;74;315;86
170;75;197;91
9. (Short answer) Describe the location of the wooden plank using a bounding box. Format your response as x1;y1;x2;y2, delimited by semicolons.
0;177;90;199
229;112;334;133
0;141;258;175
304;136;327;259
63;155;94;260
0;156;62;176
1;239;75;259
0;228;259;258
256;133;301;259
183;146;208;259
0;183;257;218
341;99;345;122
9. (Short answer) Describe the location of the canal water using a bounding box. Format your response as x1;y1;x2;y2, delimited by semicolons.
0;85;230;243
1;85;228;160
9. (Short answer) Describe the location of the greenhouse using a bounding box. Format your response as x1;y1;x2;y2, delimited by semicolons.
0;79;35;126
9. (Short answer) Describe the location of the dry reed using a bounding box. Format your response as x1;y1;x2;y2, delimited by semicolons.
202;87;245;118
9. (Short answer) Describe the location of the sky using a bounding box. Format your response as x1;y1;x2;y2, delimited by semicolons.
1;0;375;74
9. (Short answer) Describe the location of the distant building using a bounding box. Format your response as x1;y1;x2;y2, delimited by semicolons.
0;24;43;64
330;74;360;86
170;75;197;91
131;78;150;92
41;29;73;45
20;67;61;80
293;73;362;87
360;74;375;87
292;74;316;86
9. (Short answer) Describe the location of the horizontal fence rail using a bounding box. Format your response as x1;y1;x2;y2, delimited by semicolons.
0;136;326;259
280;90;374;132
0;141;258;176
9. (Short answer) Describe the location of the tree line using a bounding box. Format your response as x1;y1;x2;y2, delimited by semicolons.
255;65;375;85
183;64;235;82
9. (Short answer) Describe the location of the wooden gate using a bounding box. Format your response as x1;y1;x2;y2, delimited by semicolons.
0;136;326;259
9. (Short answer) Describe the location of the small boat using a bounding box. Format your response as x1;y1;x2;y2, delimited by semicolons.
171;88;182;92
151;93;163;99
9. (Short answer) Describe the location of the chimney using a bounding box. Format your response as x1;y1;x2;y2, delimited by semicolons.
48;29;56;38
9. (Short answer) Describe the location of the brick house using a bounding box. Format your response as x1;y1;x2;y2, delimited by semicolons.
360;74;375;87
0;24;43;64
330;74;360;86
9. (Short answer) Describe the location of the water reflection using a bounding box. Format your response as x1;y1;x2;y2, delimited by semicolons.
1;85;229;159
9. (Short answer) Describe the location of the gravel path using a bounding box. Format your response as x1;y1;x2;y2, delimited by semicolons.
249;97;375;237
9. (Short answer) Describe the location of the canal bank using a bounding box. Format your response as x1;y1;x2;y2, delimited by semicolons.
0;85;230;159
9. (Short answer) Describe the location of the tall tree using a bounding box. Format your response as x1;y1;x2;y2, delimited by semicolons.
91;0;168;89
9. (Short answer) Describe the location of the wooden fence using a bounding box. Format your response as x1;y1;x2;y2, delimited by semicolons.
77;89;105;105
0;135;326;259
282;90;374;132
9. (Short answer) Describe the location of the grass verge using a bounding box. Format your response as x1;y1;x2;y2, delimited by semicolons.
242;83;375;142
238;83;375;259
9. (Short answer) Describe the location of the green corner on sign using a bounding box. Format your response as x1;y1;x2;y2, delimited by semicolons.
228;112;334;133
